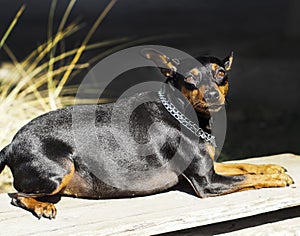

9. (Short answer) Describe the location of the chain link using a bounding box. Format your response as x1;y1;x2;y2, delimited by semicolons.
158;89;216;146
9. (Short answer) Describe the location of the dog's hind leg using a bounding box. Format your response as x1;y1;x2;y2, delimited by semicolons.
10;158;75;219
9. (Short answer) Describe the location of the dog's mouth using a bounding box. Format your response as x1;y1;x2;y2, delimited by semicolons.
194;102;223;113
207;104;223;112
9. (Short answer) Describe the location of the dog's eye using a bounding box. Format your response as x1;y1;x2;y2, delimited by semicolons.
184;73;199;87
185;76;195;84
188;73;196;79
217;70;225;77
162;68;175;77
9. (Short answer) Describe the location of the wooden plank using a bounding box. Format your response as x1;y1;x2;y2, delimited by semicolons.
0;153;299;235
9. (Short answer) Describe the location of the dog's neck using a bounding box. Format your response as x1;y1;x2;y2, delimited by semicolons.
197;113;212;133
162;83;213;133
162;83;187;112
159;83;216;146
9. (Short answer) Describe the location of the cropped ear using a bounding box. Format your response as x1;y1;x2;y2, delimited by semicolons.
141;48;180;77
223;51;233;71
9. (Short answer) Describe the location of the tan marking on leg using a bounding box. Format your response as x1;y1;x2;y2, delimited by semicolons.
215;173;294;196
205;143;215;161
12;196;57;219
239;173;294;190
62;171;94;198
51;162;75;195
214;162;287;176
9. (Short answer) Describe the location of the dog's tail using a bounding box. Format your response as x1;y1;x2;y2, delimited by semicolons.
0;145;9;173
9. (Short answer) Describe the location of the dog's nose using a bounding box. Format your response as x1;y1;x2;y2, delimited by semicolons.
204;90;220;103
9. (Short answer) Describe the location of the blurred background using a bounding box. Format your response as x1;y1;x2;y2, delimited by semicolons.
0;0;300;162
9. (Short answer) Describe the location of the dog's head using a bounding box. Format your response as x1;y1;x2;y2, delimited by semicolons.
142;49;233;115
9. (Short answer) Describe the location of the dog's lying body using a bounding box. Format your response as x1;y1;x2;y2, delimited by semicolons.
4;93;194;198
0;49;293;219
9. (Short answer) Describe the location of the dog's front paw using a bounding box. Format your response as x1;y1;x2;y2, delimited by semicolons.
280;173;295;186
255;164;287;174
266;173;294;187
244;173;294;189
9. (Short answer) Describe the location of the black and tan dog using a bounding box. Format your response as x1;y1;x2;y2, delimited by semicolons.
0;49;293;219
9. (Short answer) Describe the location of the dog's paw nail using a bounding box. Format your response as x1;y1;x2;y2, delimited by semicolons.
11;198;17;206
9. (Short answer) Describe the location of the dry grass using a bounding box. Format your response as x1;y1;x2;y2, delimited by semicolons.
0;0;125;192
0;1;121;148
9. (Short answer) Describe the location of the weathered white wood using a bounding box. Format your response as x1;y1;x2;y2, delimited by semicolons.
0;153;299;235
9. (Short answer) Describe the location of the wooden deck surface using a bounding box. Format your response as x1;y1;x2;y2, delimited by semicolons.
0;153;299;235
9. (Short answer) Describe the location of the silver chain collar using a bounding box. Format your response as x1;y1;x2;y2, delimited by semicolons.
158;89;216;147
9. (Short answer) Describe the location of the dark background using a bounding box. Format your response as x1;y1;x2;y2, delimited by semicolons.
1;0;300;160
